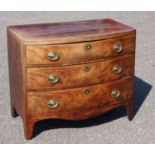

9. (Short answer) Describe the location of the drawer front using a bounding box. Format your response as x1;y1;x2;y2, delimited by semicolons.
26;35;135;65
28;78;134;116
27;55;135;90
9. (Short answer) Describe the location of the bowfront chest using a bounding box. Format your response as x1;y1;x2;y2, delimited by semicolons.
7;18;136;139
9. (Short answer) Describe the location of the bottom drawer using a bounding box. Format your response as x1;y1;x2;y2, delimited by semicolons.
27;77;134;116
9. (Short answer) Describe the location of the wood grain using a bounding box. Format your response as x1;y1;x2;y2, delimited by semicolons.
27;77;134;116
27;54;135;90
31;100;132;121
26;35;135;66
7;18;136;45
7;28;26;118
7;18;136;139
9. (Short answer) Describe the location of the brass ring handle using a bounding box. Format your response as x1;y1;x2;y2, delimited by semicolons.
112;65;122;74
111;89;120;98
113;42;123;54
85;44;92;51
48;99;59;108
48;75;60;84
48;51;59;61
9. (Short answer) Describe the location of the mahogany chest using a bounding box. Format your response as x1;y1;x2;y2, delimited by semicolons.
7;18;136;140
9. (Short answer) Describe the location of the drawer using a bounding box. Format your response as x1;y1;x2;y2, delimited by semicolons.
27;55;135;90
27;78;134;116
26;35;135;66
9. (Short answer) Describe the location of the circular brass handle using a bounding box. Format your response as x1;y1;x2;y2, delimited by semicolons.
83;65;91;72
48;99;59;108
111;89;120;98
48;75;60;84
113;42;123;54
85;44;92;51
83;88;90;95
48;51;59;61
112;65;122;74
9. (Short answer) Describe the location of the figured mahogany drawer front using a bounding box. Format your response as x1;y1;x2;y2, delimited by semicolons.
27;78;133;116
26;35;135;66
27;55;134;90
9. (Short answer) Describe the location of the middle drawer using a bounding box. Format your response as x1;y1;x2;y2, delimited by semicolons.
27;55;134;90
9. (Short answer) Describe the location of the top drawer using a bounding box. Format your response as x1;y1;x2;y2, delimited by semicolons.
26;35;135;66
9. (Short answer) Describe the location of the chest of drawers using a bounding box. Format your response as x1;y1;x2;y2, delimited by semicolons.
7;18;136;140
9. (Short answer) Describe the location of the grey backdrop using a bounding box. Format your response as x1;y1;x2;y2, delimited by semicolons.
0;12;154;144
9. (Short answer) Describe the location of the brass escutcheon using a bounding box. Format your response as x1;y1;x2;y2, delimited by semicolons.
83;65;91;72
83;88;91;95
85;44;92;51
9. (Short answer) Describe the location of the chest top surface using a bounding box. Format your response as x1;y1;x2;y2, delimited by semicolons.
7;18;135;45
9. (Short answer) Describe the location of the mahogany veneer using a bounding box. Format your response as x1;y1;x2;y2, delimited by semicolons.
7;18;136;140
